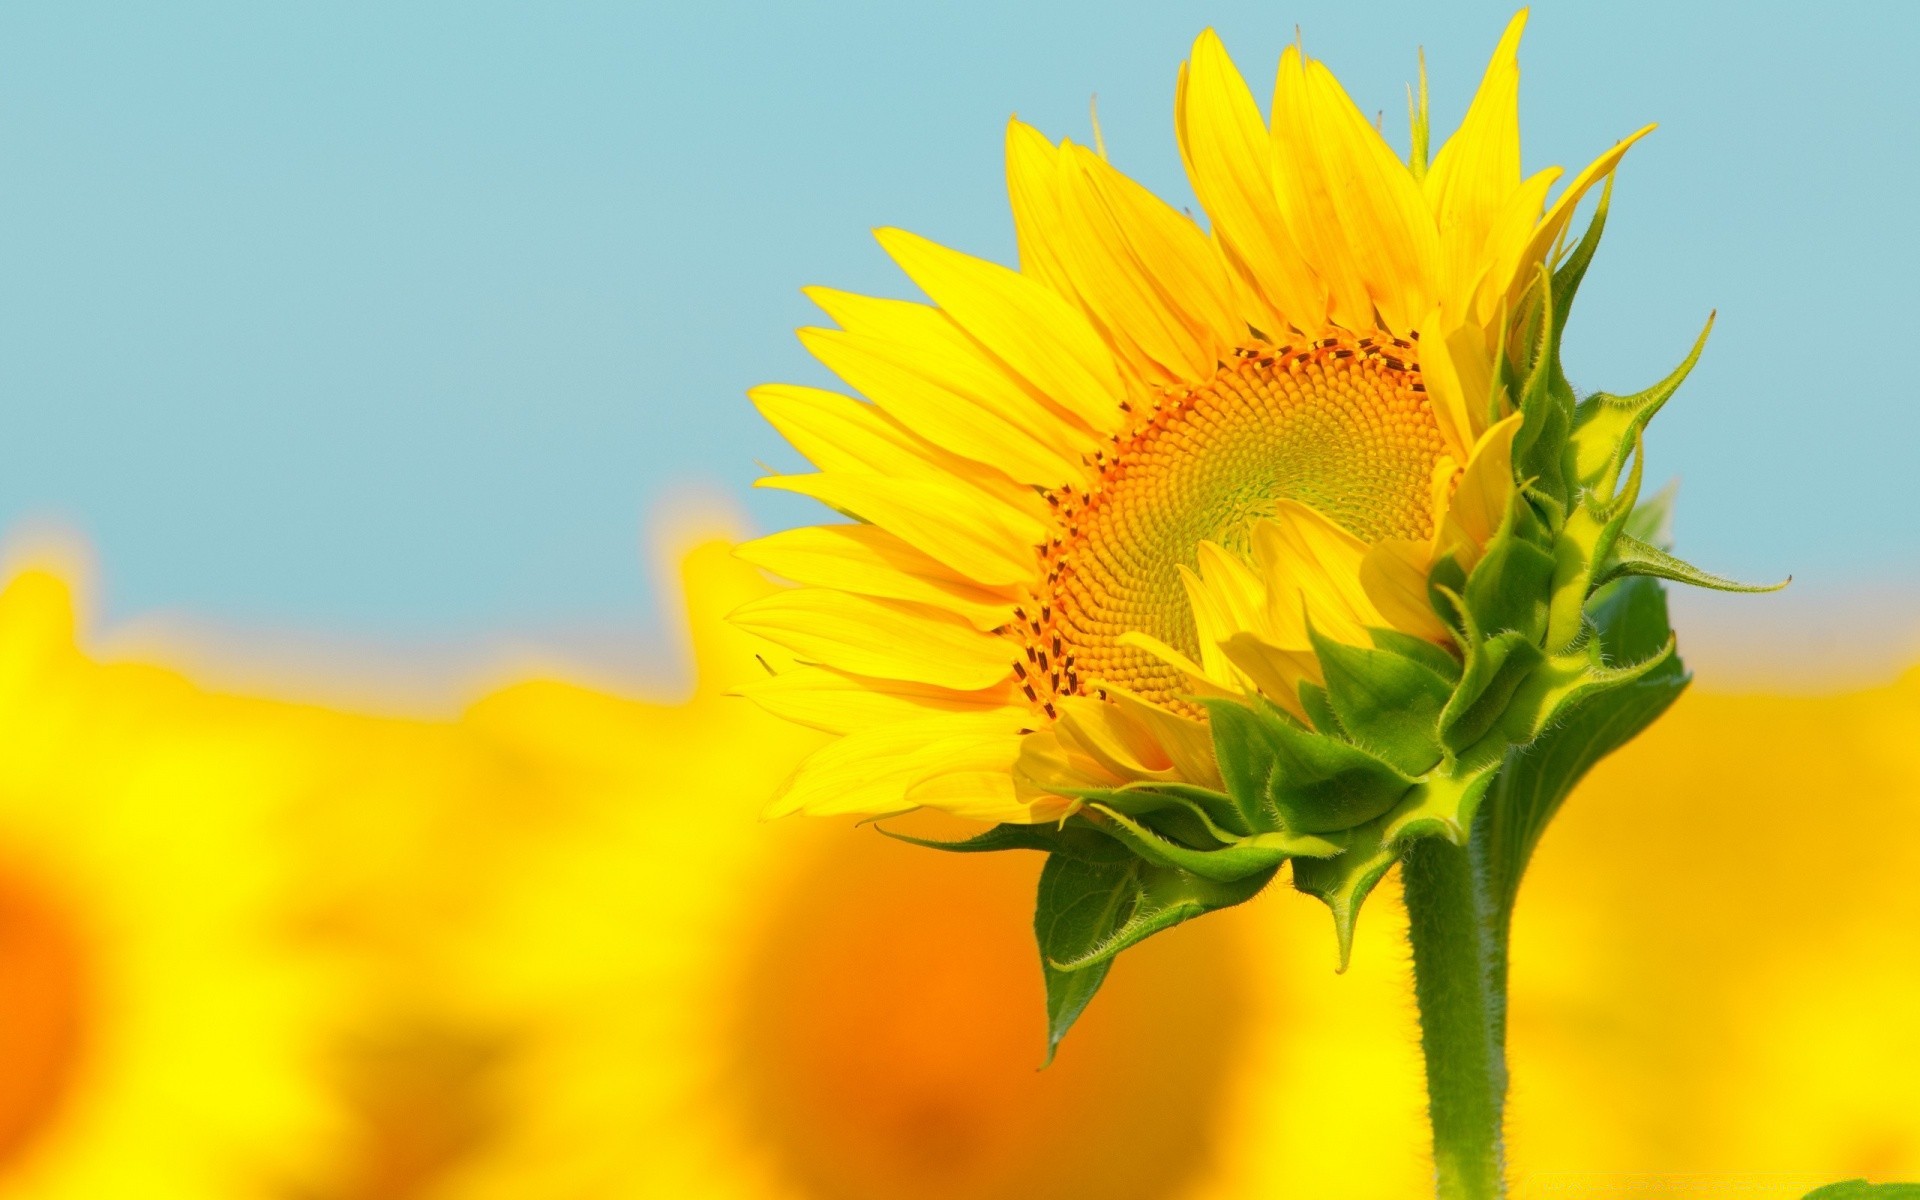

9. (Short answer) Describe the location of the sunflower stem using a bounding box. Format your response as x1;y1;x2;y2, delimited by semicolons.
1403;823;1509;1200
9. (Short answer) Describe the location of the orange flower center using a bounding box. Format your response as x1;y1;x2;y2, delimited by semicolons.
0;863;88;1167
733;825;1247;1200
1014;331;1445;710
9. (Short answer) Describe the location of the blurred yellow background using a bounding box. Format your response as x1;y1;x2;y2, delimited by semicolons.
0;529;1914;1199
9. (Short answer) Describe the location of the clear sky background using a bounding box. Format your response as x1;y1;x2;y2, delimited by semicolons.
2;1;1915;649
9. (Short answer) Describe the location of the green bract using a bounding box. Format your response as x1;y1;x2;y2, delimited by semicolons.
892;184;1781;1056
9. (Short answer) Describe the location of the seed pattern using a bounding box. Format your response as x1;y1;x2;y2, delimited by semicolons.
1008;330;1445;712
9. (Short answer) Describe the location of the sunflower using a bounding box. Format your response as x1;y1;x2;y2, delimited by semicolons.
0;560;337;1200
731;11;1649;825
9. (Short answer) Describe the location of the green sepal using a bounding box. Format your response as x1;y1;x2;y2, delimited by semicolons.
1462;497;1557;644
1544;435;1645;651
1570;313;1714;496
1112;781;1255;839
1800;1182;1920;1199
1310;624;1452;776
1290;815;1400;972
1264;707;1417;834
1508;265;1576;511
1201;697;1416;835
1489;627;1679;753
1089;803;1337;882
1202;698;1288;833
1035;848;1272;1062
1297;679;1345;737
1439;631;1544;754
1368;625;1462;683
1547;172;1613;382
1426;556;1470;637
1380;765;1501;846
1594;533;1788;594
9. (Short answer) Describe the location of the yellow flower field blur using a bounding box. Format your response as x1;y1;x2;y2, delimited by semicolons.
0;525;1914;1198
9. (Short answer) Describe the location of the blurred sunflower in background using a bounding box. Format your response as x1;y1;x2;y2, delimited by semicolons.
0;527;1916;1197
0;560;338;1200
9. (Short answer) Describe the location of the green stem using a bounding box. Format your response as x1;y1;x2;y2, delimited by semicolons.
1402;823;1510;1200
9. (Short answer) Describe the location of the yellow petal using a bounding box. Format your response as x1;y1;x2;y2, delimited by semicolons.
908;766;1065;823
804;286;1100;450
1106;685;1223;790
738;663;1017;736
1014;726;1122;796
876;227;1125;430
749;383;938;479
767;711;1029;818
1492;126;1655;325
757;472;1044;588
1360;536;1453;644
1465;165;1561;333
1118;631;1241;699
798;326;1080;486
1296;58;1442;333
1250;500;1383;645
1270;46;1372;327
1414;307;1481;456
1054;693;1180;782
1052;141;1239;385
1442;412;1524;557
729;589;1013;691
1005;118;1080;298
1177;558;1253;683
1177;30;1327;330
736;525;1018;629
1191;542;1269;639
1219;631;1317;719
1426;11;1526;310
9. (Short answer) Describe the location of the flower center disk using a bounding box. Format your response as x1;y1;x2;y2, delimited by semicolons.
1021;332;1445;709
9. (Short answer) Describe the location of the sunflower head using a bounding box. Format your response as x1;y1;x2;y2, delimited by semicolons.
734;11;1781;1049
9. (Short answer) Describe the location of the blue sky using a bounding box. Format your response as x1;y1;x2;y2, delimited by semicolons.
2;2;1914;640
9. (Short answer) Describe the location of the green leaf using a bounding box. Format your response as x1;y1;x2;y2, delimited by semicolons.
1035;851;1134;1063
1311;627;1452;776
1034;849;1274;1062
1478;585;1689;914
1590;573;1677;664
1291;815;1401;971
1595;533;1788;594
1439;631;1544;755
1801;1182;1920;1199
875;822;1066;854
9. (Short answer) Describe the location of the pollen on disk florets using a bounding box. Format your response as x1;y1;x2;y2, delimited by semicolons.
1008;330;1447;715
